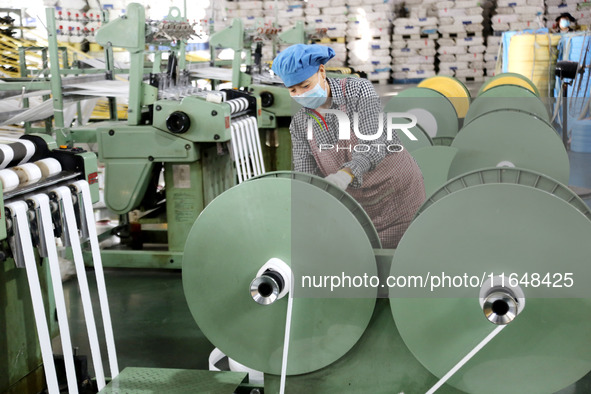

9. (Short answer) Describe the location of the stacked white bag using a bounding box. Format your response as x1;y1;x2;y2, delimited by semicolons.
261;1;306;61
546;0;591;29
225;0;265;28
574;4;591;28
436;0;485;81
493;0;544;33
347;0;394;82
391;1;438;81
305;0;347;66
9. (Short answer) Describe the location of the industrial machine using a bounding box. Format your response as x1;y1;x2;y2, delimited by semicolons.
84;72;591;393
0;133;107;393
64;4;264;269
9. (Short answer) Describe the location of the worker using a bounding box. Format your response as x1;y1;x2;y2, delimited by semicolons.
555;13;576;33
271;44;425;248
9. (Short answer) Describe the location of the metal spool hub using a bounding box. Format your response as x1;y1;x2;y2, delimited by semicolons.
390;174;591;394
182;176;377;375
464;84;550;126
449;109;570;185
385;87;459;139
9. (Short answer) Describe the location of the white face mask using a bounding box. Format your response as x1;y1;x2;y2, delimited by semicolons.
291;72;328;109
559;19;571;29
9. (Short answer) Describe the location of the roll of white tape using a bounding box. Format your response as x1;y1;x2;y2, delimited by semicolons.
13;163;42;186
206;93;223;103
0;169;19;192
35;158;62;178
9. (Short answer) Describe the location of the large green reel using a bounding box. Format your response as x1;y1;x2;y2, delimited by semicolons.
249;171;381;248
478;72;540;97
415;167;591;219
464;85;550;125
449;109;569;185
391;172;591;394
385;87;459;139
182;177;377;375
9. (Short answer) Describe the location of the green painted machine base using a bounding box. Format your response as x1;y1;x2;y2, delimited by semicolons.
1;258;57;392
83;249;183;269
98;367;248;393
264;300;461;394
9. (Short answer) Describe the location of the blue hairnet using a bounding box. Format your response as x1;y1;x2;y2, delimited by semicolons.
271;44;335;87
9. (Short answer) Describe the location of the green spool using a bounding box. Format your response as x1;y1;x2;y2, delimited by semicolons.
391;181;591;394
449;109;569;185
478;72;540;97
248;171;381;248
416;167;591;220
464;85;550;125
183;177;377;375
385;87;460;138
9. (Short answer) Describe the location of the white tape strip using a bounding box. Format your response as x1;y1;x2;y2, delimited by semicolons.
279;279;294;394
31;194;79;394
0;144;14;169
72;180;119;378
425;325;506;394
243;118;260;176
237;120;253;180
17;139;36;165
250;116;266;175
232;122;249;183
230;124;244;184
6;201;60;394
51;186;106;389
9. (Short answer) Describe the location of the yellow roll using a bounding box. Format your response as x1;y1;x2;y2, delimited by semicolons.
507;33;560;97
483;76;537;94
418;76;471;118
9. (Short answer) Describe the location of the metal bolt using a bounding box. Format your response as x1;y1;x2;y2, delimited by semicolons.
148;156;154;162
211;110;217;116
214;134;220;140
108;130;115;136
185;144;191;150
156;105;162;111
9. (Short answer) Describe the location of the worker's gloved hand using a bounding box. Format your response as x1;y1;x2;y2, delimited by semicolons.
324;170;353;191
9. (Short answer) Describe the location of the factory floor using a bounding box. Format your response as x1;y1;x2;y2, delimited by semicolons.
59;79;591;391
58;150;591;393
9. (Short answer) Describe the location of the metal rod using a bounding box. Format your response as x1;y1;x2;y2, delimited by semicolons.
562;81;569;149
45;8;66;131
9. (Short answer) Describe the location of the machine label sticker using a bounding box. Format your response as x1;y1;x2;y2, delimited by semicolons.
87;172;98;185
